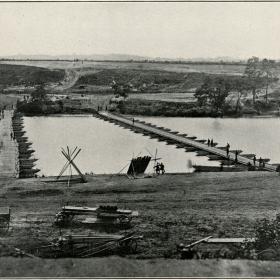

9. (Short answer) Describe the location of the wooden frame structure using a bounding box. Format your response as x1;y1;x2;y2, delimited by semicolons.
56;146;87;183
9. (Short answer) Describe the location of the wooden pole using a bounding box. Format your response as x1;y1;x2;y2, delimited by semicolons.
62;150;87;183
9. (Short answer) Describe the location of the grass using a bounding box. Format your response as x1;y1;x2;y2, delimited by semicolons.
129;92;196;103
1;60;246;75
1;172;280;276
0;172;279;260
0;64;64;86
74;69;238;94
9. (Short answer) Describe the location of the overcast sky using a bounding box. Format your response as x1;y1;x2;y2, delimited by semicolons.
0;2;280;59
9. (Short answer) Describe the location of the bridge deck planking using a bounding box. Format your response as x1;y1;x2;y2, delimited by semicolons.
99;111;277;172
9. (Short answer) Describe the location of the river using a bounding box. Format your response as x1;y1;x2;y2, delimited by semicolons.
23;115;279;176
138;116;280;163
23;115;217;176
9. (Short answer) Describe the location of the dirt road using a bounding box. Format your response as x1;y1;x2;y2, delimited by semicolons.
48;69;80;92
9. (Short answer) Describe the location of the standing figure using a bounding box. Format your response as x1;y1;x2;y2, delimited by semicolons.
210;139;214;147
253;155;256;166
259;157;263;167
235;150;238;164
155;163;160;175
160;162;165;174
207;139;210;146
226;143;230;157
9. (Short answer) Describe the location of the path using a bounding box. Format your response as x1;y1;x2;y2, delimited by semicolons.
48;69;80;92
99;111;277;172
0;110;18;178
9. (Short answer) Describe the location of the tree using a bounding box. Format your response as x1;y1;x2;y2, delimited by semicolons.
261;59;277;103
244;57;265;104
112;82;130;98
30;83;48;102
231;76;251;114
195;77;232;115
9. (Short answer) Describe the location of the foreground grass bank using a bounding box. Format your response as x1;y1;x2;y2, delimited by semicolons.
0;172;279;260
1;257;280;277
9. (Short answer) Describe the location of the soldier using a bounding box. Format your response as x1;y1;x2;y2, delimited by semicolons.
155;163;160;175
160;162;165;174
226;143;230;157
235;150;238;163
259;157;263;167
253;155;256;166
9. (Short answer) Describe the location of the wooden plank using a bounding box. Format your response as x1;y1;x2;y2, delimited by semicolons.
206;238;255;243
98;112;277;172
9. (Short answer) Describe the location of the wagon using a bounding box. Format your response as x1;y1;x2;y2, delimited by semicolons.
54;205;138;227
33;232;142;258
178;236;255;259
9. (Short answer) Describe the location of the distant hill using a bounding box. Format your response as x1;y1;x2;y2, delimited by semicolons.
0;54;150;61
0;53;248;63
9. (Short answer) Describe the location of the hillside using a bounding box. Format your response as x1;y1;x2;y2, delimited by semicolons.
74;69;237;93
0;64;65;87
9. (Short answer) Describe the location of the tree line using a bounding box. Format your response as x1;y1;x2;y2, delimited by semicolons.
194;57;278;115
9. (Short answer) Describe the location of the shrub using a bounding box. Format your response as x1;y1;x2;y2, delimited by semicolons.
243;215;280;260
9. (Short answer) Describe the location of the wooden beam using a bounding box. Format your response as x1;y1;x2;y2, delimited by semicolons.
62;150;87;183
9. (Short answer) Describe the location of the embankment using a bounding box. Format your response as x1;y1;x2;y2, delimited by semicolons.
1;257;279;277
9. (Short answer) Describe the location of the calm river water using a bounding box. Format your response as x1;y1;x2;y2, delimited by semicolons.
23;115;280;176
138;116;280;163
23;115;218;176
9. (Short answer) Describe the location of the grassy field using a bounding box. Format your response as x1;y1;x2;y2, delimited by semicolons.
129;92;196;103
0;172;279;261
1;60;246;75
73;69;239;94
0;64;64;87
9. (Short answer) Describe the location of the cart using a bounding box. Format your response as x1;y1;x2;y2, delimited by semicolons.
54;205;138;228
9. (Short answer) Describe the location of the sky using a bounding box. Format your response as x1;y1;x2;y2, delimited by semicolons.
0;2;280;60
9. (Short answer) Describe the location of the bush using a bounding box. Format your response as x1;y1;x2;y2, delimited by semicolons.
243;215;280;260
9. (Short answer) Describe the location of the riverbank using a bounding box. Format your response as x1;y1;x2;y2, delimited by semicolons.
110;98;280;118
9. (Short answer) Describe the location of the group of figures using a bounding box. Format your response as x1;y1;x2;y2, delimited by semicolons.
225;142;267;169
207;138;215;147
154;162;165;175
